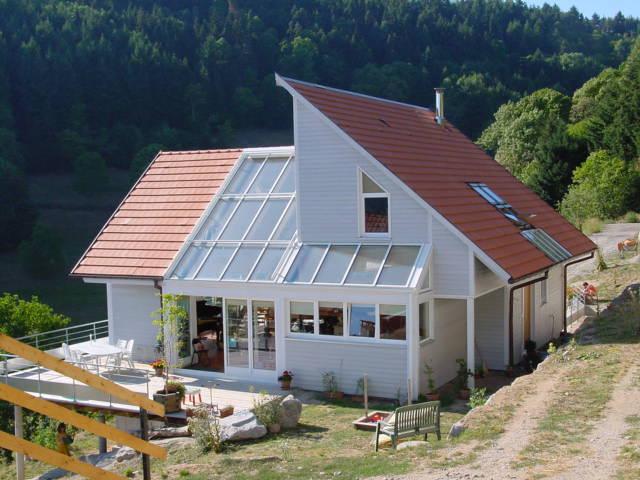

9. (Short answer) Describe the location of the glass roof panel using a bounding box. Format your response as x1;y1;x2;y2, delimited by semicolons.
377;246;420;286
197;198;239;240
250;246;286;282
344;245;388;284
247;157;287;194
273;160;295;193
285;244;327;283
244;198;289;241
196;244;237;280
222;245;263;281
225;156;264;194
314;245;357;284
219;198;263;240
521;229;571;262
272;202;296;241
171;245;210;279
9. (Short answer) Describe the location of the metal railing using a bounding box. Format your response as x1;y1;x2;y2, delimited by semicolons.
0;352;153;411
16;320;109;351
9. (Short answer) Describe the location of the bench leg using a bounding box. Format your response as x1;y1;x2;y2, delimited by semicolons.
374;424;380;452
436;429;441;441
392;436;397;450
424;433;428;441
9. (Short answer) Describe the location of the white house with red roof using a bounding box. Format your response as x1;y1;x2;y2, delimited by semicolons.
72;75;595;399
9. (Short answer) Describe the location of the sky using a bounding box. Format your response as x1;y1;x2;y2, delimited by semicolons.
527;1;640;18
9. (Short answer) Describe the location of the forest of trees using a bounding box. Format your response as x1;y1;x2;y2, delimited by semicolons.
1;0;639;254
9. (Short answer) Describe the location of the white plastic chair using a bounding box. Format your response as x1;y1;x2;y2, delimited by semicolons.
121;339;135;368
61;343;74;362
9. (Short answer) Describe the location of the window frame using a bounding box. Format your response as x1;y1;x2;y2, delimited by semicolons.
418;300;434;344
540;279;548;306
359;168;390;237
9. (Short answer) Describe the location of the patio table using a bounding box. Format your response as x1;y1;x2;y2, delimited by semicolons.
73;343;122;370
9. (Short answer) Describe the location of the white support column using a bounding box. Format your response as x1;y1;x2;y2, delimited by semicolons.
14;406;24;480
466;297;475;390
275;297;286;375
106;282;115;344
406;293;420;401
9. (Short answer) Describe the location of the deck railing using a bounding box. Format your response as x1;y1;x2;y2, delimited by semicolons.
16;320;109;352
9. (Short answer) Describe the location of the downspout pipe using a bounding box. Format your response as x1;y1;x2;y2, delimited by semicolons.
508;271;548;366
562;252;595;334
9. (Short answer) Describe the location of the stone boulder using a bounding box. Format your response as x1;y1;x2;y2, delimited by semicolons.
448;420;466;438
219;410;267;442
279;394;302;429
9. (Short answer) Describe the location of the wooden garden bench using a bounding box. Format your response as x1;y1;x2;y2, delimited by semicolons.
374;401;441;451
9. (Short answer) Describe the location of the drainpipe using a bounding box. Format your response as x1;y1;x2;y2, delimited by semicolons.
153;279;163;356
508;271;548;366
562;252;595;334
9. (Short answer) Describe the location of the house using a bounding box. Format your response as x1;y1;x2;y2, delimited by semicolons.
71;75;596;399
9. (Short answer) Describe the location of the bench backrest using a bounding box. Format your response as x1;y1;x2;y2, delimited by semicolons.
394;401;440;433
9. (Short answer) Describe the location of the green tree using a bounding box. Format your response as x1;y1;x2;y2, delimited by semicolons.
560;150;640;225
19;223;65;277
0;158;35;251
0;293;69;338
72;151;109;194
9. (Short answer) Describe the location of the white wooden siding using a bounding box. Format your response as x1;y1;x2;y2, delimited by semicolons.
512;289;524;362
295;100;429;243
474;288;506;370
419;299;466;391
110;284;160;362
475;258;504;296
532;265;564;345
284;338;407;399
431;219;470;296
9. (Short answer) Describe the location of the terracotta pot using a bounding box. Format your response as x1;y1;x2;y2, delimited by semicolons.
458;388;470;401
154;367;164;377
280;381;291;390
426;393;440;401
268;424;281;434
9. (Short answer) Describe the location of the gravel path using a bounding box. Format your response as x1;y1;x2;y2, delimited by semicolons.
557;365;640;480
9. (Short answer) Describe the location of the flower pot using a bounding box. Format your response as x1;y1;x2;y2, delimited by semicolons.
458;388;470;401
280;380;291;390
153;367;164;377
153;391;181;413
426;392;440;401
268;423;281;434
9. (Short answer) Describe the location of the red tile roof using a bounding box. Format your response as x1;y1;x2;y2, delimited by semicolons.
282;77;596;281
71;149;241;278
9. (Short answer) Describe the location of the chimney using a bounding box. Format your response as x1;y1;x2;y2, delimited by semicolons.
434;88;445;125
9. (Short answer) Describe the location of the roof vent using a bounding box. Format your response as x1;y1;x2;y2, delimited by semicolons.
434;88;445;125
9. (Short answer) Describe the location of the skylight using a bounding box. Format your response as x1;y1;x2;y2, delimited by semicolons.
170;152;295;282
521;229;571;262
468;182;531;229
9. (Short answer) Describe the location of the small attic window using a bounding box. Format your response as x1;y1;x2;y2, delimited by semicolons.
361;171;389;235
468;182;531;230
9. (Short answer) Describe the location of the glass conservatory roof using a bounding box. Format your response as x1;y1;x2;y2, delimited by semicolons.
169;150;430;288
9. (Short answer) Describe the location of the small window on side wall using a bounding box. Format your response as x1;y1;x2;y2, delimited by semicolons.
361;172;389;234
289;301;314;334
379;305;406;340
419;302;432;341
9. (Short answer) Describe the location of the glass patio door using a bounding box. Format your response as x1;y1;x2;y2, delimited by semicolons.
225;298;276;374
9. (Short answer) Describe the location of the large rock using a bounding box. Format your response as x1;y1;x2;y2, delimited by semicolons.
279;394;302;429
219;410;267;442
448;420;466;438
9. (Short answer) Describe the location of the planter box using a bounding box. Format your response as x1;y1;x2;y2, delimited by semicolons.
323;391;344;400
219;405;234;418
352;411;392;431
153;392;181;413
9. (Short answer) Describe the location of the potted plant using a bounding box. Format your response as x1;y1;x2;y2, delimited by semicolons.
423;362;440;401
455;358;473;400
352;377;365;402
278;370;293;390
151;294;187;413
252;392;283;434
322;371;343;399
150;359;165;377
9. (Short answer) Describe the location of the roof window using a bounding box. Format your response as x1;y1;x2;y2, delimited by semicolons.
468;182;531;229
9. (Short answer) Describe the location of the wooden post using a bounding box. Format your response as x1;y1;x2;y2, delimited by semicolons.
14;406;24;480
363;374;368;417
139;409;151;480
98;414;107;454
407;378;412;405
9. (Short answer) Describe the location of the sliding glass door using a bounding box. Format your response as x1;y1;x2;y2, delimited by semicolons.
225;298;276;375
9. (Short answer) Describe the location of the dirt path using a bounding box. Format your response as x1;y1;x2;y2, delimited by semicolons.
556;365;640;480
404;365;562;480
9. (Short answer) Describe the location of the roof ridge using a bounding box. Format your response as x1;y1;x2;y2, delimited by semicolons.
158;148;243;155
279;75;434;114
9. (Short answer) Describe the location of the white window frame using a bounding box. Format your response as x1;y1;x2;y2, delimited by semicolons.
540;279;548;306
358;168;390;237
418;300;434;344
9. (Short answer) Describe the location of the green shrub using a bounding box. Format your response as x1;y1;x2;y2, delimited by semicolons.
623;211;639;223
0;293;69;337
596;248;608;271
582;217;603;234
467;387;489;409
18;223;65;277
187;406;223;453
0;158;35;251
130;143;164;183
252;391;283;428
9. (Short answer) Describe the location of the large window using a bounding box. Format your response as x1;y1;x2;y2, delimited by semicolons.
349;304;376;338
361;172;389;234
379;305;406;340
289;301;314;334
318;302;344;336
